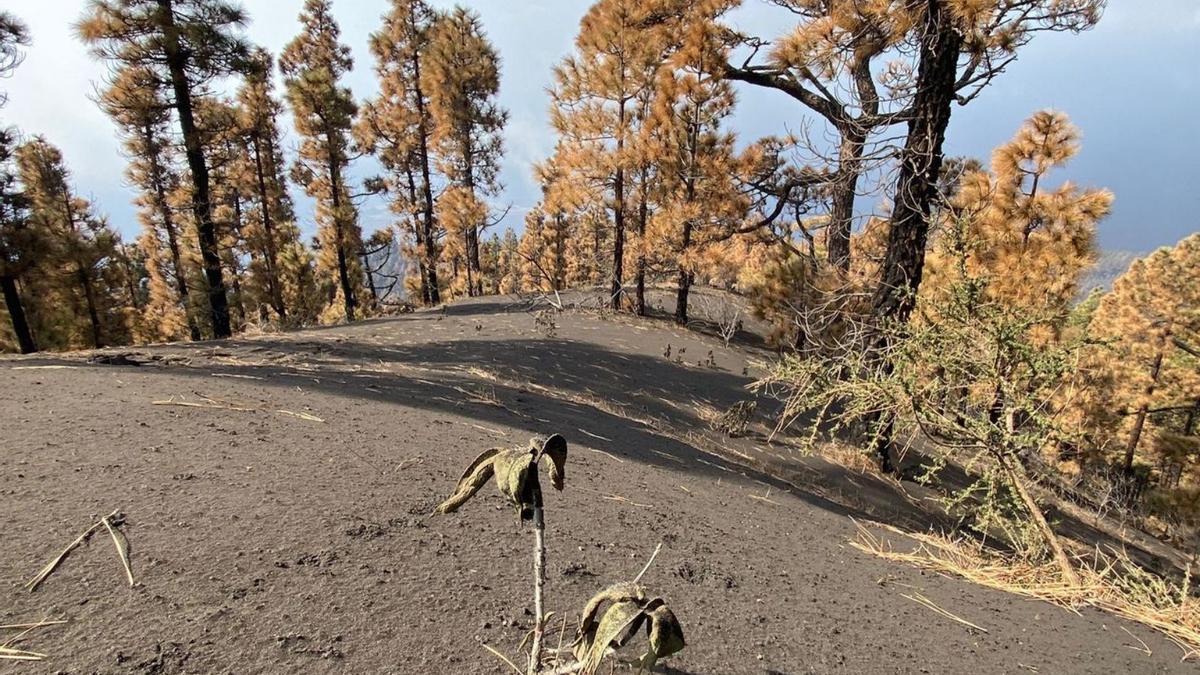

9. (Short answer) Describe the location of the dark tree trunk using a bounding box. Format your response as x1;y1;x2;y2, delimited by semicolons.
635;170;647;317
868;0;962;472
1184;398;1199;436
158;0;231;338
226;189;248;329
251;131;286;319
327;149;357;322
118;245;142;311
610;103;627;311
553;214;566;290
1;274;36;353
162;212;200;341
674;270;691;325
362;251;380;306
463;231;475;297
143;121;200;340
1123;342;1167;475
75;264;103;348
675;120;700;325
674;214;693;325
870;0;962;324
827;127;865;272
60;192;103;348
409;12;440;306
462;139;483;298
404;167;432;305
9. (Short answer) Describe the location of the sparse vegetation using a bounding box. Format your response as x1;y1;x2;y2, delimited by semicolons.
435;434;685;674
1;0;1197;672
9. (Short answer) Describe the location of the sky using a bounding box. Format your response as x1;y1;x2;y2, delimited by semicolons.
2;0;1198;253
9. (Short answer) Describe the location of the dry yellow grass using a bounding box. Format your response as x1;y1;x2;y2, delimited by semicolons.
0;618;66;662
851;520;1199;661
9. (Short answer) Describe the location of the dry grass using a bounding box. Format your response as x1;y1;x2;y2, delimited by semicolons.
852;520;1200;661
0;618;66;662
153;394;324;423
25;510;119;592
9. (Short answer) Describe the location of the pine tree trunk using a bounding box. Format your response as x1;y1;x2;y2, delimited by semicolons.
161;215;200;341
827;127;865;272
635;171;647;317
675;124;700;325
409;14;440;306
867;0;961;473
252;131;286;319
61;191;103;348
1184;398;1199;436
326;140;357;322
75;264;103;348
227;188;249;330
464;238;475;298
462;152;481;298
144;121;200;341
404;168;432;305
1000;455;1080;586
870;0;961;324
553;215;566;291
119;245;142;311
363;251;380;307
1;274;36;353
610;103;627;311
1123;340;1167;475
228;262;246;330
158;0;231;339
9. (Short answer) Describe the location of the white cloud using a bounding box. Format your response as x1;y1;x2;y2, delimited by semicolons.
3;0;1196;250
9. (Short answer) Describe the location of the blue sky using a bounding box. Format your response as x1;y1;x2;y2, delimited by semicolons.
3;0;1197;252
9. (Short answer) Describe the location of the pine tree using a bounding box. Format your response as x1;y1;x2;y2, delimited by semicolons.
423;6;507;298
478;232;501;294
0;10;29;107
281;0;365;323
712;0;918;272
1082;235;1200;476
15;137;125;349
495;228;521;295
79;0;254;339
871;0;1104;325
550;0;671;311
357;0;441;306
436;185;486;299
645;14;745;323
237;50;308;323
98;65;203;341
922;111;1113;330
0;13;36;353
199;96;252;330
517;204;569;294
0;128;39;354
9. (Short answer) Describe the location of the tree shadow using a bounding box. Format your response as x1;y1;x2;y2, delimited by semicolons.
19;295;1187;576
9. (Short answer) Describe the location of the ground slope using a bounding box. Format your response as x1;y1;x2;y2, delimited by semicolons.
1;295;1194;674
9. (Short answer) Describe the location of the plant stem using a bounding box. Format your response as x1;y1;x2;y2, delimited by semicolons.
1000;455;1080;586
633;542;663;584
528;479;546;675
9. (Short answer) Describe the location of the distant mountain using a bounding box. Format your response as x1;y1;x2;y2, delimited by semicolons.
1079;250;1143;294
363;235;410;302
